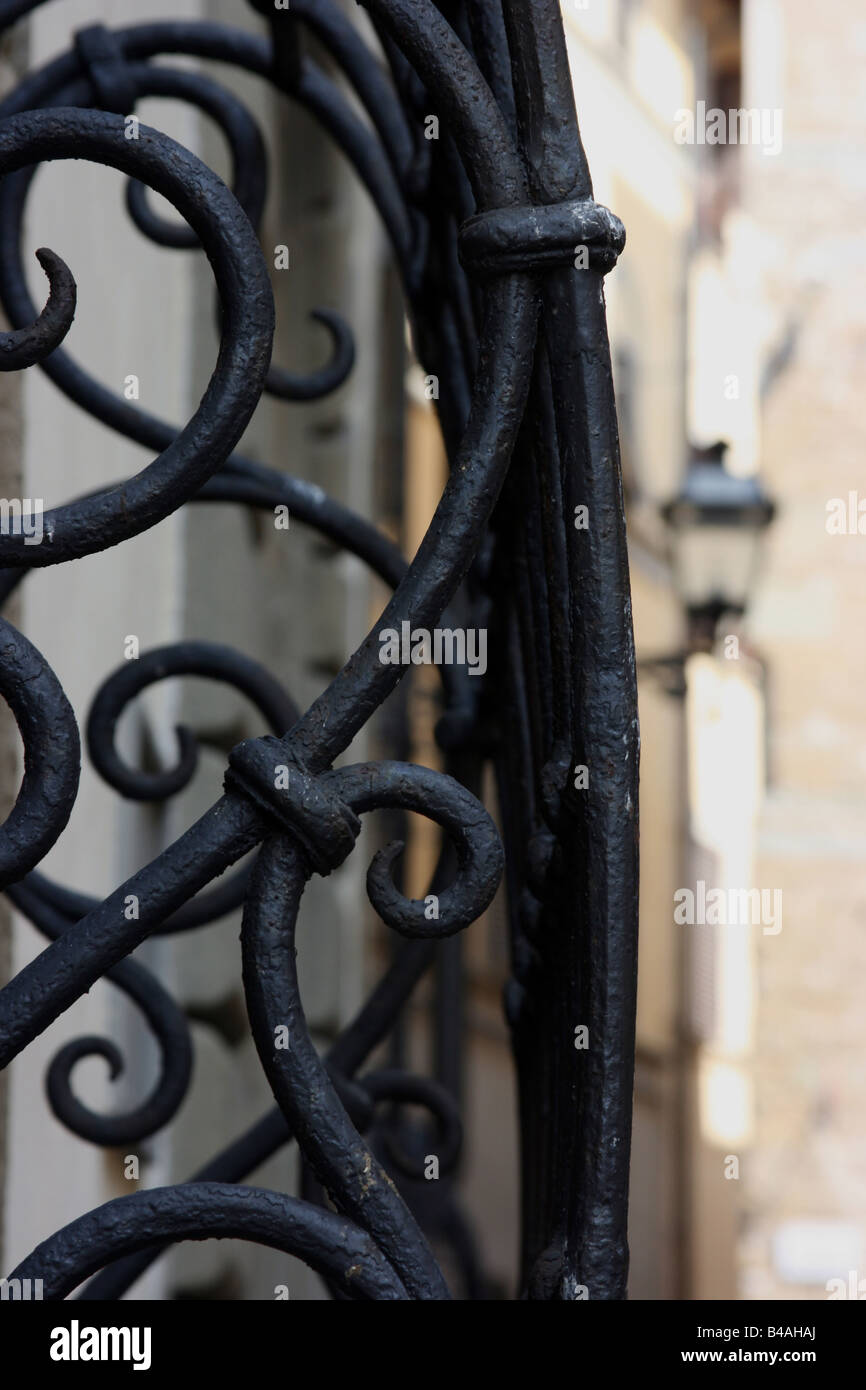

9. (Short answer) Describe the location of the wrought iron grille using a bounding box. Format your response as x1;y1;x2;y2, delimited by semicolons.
0;0;639;1301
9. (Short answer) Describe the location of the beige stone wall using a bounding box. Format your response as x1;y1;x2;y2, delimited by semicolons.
739;0;866;1300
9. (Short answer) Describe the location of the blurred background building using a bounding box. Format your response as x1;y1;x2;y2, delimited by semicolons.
569;0;866;1301
1;0;864;1301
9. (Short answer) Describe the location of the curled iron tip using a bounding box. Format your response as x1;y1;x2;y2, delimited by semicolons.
265;307;355;401
0;247;76;371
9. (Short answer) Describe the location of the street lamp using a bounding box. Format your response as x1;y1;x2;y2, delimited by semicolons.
662;441;776;649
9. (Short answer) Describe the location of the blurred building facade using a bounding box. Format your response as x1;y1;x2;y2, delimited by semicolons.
740;0;866;1301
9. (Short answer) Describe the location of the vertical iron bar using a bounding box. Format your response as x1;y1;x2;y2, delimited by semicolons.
499;0;640;1299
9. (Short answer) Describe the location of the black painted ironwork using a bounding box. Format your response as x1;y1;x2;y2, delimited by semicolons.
0;0;639;1300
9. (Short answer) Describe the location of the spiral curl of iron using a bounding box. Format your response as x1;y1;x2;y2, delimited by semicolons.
0;106;275;568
